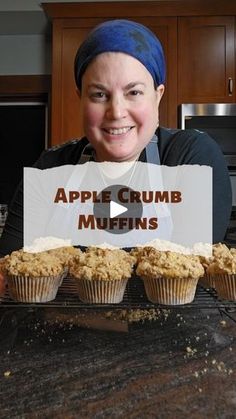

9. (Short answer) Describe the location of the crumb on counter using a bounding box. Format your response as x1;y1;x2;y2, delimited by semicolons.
105;308;170;323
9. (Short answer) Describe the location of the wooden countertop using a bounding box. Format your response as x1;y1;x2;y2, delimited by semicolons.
0;307;235;418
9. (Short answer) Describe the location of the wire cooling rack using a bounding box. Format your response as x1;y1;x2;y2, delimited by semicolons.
0;276;236;312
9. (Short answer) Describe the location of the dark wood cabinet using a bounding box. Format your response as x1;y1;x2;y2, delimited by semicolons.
43;1;236;146
178;16;235;104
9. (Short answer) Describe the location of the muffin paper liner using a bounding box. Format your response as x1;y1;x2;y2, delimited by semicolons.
7;274;62;303
74;278;128;304
142;276;199;305
214;274;236;301
199;273;215;289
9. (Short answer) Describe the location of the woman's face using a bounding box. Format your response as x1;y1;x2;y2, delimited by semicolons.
79;52;164;162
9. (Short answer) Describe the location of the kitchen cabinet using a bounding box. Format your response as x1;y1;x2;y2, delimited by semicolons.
178;16;235;104
43;1;236;146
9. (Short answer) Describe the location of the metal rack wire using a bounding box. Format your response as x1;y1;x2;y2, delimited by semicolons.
1;276;236;312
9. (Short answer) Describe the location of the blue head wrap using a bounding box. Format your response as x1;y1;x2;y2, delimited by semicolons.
74;19;166;90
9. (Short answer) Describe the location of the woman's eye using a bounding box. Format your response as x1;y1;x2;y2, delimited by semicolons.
90;92;107;100
129;90;143;96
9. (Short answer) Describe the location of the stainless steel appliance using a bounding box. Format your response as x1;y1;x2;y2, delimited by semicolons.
180;103;236;244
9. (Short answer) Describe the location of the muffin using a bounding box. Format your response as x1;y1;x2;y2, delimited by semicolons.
47;246;83;281
199;243;231;289
136;249;204;305
207;247;236;301
69;247;135;304
5;250;64;303
130;246;156;265
198;254;215;289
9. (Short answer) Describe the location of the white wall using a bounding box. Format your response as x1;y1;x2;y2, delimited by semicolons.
0;0;173;75
0;1;88;11
0;35;51;75
0;0;149;11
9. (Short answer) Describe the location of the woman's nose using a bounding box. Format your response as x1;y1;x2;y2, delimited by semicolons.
106;96;127;120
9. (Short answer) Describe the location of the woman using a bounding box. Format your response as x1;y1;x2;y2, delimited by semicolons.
0;19;232;257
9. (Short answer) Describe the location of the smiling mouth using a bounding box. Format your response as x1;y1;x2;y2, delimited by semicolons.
102;126;134;135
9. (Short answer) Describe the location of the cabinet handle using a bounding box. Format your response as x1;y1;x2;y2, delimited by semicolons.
228;77;233;95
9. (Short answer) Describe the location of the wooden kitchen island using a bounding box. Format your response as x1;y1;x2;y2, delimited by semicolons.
0;305;235;418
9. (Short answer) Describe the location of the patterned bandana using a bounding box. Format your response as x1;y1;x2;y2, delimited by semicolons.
74;19;166;90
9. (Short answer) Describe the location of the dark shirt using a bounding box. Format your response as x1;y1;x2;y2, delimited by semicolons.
0;127;232;256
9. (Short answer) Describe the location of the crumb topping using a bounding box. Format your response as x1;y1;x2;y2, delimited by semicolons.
69;247;135;281
5;250;64;277
130;246;157;264
213;243;231;258
199;243;231;272
207;255;236;275
206;243;236;274
47;246;82;266
136;249;204;279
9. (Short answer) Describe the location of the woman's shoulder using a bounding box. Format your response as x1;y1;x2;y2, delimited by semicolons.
159;126;213;143
33;137;89;169
158;126;223;166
